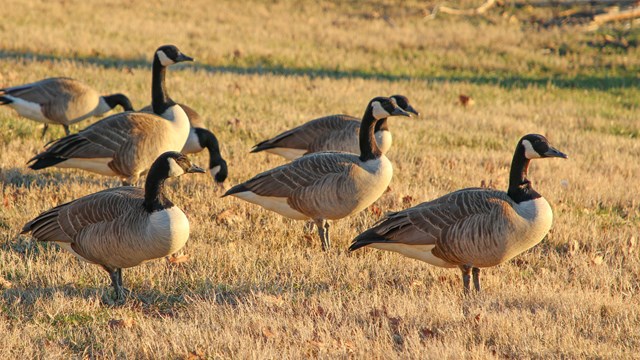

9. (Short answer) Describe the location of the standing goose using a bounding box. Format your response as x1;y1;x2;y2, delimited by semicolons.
0;77;133;137
250;95;419;160
349;134;567;293
21;151;205;303
224;97;411;250
141;103;228;184
27;45;193;185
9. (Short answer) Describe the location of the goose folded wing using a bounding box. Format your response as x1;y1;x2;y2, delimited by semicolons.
22;187;144;244
354;189;515;247
233;152;359;198
253;115;358;151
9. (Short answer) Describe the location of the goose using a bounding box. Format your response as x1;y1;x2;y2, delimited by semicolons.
224;97;411;250
250;95;419;160
349;134;567;293
21;151;205;303
140;103;228;184
0;77;133;137
26;45;194;185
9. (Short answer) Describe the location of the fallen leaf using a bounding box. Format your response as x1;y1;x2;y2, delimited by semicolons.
185;350;204;360
0;277;12;289
592;255;604;265
215;208;242;226
369;205;382;217
262;326;277;339
108;318;136;329
474;313;482;323
167;254;190;265
259;294;284;307
459;94;474;107
419;327;435;340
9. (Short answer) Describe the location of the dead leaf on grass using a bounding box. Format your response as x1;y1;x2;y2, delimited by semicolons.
262;326;277;339
167;254;190;265
0;277;13;289
592;255;604;265
108;317;136;329
459;94;474;107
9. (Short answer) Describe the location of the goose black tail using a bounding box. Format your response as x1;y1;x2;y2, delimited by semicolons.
222;183;250;197
349;228;389;252
0;95;12;105
28;156;67;170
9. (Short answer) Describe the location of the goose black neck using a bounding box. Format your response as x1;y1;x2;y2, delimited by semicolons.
359;107;382;161
374;118;388;132
104;93;134;111
143;164;174;212
151;57;176;115
196;128;224;169
507;144;541;203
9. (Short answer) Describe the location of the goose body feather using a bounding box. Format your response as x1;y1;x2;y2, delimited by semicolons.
22;187;190;269
0;77;110;126
227;152;393;220
353;188;553;268
28;107;190;183
252;115;392;160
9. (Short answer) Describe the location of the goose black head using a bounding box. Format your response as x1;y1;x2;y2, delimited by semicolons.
157;151;205;178
368;96;411;121
103;93;134;111
210;158;228;184
155;45;194;67
519;134;568;160
390;95;420;116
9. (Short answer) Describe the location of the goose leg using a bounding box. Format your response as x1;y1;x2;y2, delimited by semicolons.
41;124;49;138
63;124;70;136
314;219;331;251
472;267;481;292
459;265;472;294
108;268;128;304
323;221;331;251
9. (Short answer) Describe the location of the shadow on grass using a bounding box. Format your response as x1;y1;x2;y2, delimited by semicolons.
0;166;122;189
0;49;637;90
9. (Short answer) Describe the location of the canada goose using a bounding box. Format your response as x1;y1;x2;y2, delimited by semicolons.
224;97;411;250
349;134;568;293
250;95;419;160
21;151;205;303
141;103;228;184
0;77;133;137
27;45;194;185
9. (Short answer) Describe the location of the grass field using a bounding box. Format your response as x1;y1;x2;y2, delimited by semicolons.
1;0;639;358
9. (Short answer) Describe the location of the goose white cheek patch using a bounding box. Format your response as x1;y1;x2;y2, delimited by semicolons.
156;50;174;66
210;165;221;179
371;101;391;120
167;158;185;177
522;140;540;159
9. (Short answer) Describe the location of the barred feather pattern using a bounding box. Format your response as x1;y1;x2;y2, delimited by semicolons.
22;187;189;268
352;188;553;268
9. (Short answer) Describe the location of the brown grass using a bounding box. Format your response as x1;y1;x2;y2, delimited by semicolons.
1;0;639;358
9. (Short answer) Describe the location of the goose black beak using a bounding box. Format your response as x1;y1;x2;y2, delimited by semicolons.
392;107;411;117
188;164;206;173
544;146;568;159
177;53;194;62
405;104;420;117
